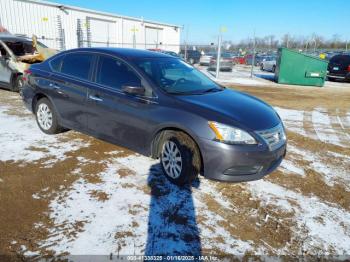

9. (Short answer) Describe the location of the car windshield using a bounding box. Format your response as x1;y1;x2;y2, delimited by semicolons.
134;57;223;94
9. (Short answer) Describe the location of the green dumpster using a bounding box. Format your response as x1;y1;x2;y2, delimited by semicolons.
275;48;329;87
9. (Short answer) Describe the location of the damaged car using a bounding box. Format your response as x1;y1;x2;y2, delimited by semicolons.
0;34;57;92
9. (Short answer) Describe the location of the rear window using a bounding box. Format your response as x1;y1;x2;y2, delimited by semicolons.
331;55;350;64
60;53;93;80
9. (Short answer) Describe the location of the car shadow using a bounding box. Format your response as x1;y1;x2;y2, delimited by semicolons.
145;163;202;256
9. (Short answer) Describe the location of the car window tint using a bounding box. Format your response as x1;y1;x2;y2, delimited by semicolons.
96;56;141;89
61;53;93;80
50;55;64;72
138;61;152;76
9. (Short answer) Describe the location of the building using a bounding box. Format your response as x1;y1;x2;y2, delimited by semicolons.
0;0;181;52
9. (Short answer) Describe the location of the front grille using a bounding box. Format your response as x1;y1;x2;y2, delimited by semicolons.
256;123;286;150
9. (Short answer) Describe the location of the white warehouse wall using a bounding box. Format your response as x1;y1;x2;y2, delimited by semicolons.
0;0;181;52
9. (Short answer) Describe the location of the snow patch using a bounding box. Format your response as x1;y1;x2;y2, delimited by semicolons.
312;108;342;146
0;106;89;163
280;159;305;176
248;180;350;255
275;107;306;136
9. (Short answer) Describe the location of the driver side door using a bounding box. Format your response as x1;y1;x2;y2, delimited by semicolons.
87;55;157;154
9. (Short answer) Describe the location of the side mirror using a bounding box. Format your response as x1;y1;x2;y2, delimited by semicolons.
122;85;145;96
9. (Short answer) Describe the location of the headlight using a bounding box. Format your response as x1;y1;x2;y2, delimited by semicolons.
208;121;257;145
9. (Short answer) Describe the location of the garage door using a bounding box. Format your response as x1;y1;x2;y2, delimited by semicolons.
87;17;117;47
145;27;163;49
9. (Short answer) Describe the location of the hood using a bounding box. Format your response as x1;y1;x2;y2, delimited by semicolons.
177;89;280;131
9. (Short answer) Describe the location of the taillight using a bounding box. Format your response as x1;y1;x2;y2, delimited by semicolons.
347;65;350;72
22;69;32;81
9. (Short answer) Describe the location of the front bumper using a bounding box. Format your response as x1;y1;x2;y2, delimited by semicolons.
198;138;287;182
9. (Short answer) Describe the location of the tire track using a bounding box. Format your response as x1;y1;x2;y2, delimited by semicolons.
311;108;344;147
303;111;318;141
331;108;350;145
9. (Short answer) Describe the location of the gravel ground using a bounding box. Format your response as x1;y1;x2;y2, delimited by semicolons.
0;82;349;260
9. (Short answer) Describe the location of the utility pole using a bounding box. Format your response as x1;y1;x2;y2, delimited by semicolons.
215;34;222;79
215;26;227;80
131;25;138;49
250;30;256;78
184;25;189;61
313;38;317;53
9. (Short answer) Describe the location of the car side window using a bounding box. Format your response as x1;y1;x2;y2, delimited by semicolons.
50;55;64;72
96;56;141;90
61;53;93;80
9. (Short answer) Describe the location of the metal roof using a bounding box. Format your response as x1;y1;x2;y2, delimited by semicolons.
14;0;181;29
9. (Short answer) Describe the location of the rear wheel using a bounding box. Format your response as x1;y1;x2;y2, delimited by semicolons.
159;131;201;186
35;98;63;134
272;65;276;73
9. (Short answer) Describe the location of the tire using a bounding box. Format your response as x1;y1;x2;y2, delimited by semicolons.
260;63;264;71
159;131;201;186
35;98;63;134
327;77;335;82
272;65;276;73
10;75;23;92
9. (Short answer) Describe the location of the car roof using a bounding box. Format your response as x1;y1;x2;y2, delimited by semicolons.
331;54;350;61
62;47;175;59
0;35;32;42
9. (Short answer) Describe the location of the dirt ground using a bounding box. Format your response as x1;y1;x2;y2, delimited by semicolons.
0;83;349;260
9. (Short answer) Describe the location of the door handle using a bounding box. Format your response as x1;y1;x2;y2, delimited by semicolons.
89;95;103;102
50;83;66;95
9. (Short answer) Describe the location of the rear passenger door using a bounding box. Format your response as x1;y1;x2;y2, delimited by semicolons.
87;54;156;153
48;52;94;131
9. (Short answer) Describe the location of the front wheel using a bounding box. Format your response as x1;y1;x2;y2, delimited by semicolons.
35;98;64;134
159;131;201;186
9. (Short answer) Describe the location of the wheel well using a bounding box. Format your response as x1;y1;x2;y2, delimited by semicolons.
31;93;47;112
151;127;204;173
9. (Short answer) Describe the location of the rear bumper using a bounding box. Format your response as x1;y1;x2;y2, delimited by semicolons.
199;59;211;65
198;138;287;182
21;84;34;112
328;73;350;80
208;64;233;71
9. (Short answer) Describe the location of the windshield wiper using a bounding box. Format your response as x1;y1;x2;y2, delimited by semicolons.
167;87;223;96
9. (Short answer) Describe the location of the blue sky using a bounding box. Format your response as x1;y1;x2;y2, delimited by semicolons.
47;0;349;43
